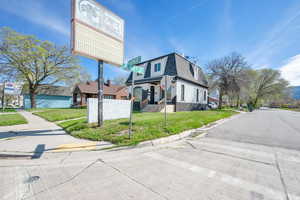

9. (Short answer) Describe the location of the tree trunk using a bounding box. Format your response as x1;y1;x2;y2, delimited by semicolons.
236;94;240;108
218;90;223;109
29;89;37;109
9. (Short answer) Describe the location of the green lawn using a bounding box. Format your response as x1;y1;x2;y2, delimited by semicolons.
281;108;300;112
58;110;236;146
33;108;87;122
0;113;27;126
0;108;17;113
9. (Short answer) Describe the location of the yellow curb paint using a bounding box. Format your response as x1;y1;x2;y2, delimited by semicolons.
0;136;26;141
52;142;97;152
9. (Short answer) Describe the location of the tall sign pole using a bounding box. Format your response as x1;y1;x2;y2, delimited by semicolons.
98;60;104;127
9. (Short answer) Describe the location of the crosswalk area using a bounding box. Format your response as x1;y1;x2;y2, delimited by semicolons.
1;136;300;200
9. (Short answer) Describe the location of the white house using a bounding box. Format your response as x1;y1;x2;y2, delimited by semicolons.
126;53;208;112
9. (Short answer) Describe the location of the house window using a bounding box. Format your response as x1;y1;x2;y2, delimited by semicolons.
181;85;185;101
196;89;199;102
104;95;116;99
204;91;207;101
154;63;161;72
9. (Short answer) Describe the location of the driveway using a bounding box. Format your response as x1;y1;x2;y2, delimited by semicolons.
1;109;300;200
207;108;300;151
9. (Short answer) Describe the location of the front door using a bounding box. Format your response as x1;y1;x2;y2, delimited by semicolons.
150;86;155;104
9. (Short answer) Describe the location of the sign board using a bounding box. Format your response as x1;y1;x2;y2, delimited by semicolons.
71;0;124;66
87;98;131;123
4;82;18;95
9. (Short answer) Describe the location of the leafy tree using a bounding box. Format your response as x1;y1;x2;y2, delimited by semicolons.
246;69;289;108
0;27;88;108
206;52;249;108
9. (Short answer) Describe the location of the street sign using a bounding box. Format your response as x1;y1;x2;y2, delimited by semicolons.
121;56;144;74
122;56;144;74
4;82;17;95
71;0;125;66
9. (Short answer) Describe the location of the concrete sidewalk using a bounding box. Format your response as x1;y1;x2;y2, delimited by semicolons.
0;111;112;153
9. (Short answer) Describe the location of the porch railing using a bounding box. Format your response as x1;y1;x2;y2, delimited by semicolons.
140;99;149;110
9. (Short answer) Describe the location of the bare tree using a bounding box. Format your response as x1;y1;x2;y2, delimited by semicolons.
206;52;249;109
111;76;128;85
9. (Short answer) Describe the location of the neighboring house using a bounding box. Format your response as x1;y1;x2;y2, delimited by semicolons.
208;88;220;106
126;52;208;112
22;85;72;109
73;80;128;106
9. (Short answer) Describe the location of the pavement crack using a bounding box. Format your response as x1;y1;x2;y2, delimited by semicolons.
186;141;273;166
274;152;290;200
185;141;197;149
24;159;101;199
59;152;72;164
99;158;170;200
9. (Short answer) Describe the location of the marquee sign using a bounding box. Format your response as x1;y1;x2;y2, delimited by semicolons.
71;0;125;66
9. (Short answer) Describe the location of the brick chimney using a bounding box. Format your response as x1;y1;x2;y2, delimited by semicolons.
107;80;111;86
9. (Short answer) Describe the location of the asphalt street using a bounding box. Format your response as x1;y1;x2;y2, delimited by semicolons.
1;109;300;200
207;108;300;151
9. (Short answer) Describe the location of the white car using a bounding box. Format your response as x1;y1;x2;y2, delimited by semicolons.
208;102;218;109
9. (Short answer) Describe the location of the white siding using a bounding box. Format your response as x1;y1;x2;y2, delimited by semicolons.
150;56;168;77
176;79;208;104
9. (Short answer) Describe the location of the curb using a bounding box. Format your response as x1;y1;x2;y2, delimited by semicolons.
136;111;245;148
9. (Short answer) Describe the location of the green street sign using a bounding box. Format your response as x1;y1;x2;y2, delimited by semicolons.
121;56;144;74
131;66;144;74
128;56;141;66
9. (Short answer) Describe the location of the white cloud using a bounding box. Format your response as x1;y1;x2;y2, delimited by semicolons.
0;0;69;36
280;54;300;86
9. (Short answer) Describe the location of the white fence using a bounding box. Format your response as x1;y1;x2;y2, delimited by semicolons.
87;98;131;123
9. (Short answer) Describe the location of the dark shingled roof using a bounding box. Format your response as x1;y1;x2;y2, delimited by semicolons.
126;52;208;88
22;85;72;96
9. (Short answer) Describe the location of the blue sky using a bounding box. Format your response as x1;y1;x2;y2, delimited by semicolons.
0;0;300;85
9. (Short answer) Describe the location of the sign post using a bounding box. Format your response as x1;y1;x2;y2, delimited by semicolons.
129;72;135;138
71;0;125;127
121;56;143;138
164;76;167;129
98;60;104;127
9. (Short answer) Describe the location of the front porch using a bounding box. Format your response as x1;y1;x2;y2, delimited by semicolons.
130;80;176;112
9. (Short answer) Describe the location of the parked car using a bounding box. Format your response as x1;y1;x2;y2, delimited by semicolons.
208;102;218;109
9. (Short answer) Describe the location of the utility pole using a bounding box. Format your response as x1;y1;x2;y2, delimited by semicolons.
98;60;104;127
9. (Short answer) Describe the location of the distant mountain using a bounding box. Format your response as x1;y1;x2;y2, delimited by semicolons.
291;86;300;100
